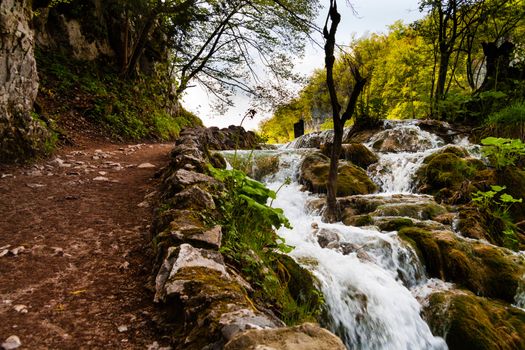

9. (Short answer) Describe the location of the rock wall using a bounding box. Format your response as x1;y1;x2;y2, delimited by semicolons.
150;127;344;349
0;0;49;163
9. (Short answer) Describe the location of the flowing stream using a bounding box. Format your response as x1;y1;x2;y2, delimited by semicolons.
225;121;485;349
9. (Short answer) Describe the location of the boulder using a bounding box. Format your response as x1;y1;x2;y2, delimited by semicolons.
299;153;377;196
320;142;379;169
371;202;447;221
224;323;346;350
415;147;490;204
398;227;525;302
370;125;443;152
423;290;525;350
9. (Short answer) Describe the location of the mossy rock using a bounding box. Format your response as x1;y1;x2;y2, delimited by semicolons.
300;153;377;196
321;142;379;169
415;148;490;204
371;202;447;220
456;206;510;247
398;227;525;302
342;214;374;227
424;290;525;350
272;254;324;320
376;217;414;231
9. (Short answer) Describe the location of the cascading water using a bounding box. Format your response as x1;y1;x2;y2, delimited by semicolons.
225;120;519;349
262;146;447;350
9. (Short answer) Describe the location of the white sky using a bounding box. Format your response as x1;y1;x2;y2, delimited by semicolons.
182;0;424;131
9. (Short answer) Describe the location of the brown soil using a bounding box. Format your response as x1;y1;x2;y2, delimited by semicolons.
0;141;174;349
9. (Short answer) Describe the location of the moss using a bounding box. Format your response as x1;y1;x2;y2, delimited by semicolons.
321;142;379;169
399;227;524;302
300;153;377;196
372;202;447;220
425;291;525;350
398;227;443;277
377;217;414;231
496;167;525;222
342;214;374;227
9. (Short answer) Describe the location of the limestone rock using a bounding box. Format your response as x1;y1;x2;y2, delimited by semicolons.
398;227;525;302
1;335;21;350
0;0;50;162
321;142;379;169
224;323;346;350
423;290;525;350
299;153;377;196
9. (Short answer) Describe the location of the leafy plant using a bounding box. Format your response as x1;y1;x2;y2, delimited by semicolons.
481;137;525;169
209;165;322;324
472;185;522;250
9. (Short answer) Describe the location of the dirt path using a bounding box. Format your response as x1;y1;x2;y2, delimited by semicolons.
0;142;173;349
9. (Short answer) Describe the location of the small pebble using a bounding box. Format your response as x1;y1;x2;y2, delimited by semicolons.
1;335;22;350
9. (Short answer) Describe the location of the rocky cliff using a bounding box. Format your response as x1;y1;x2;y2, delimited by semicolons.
0;0;50;162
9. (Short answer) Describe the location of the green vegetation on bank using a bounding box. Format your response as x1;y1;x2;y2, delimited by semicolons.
36;51;202;141
208;165;324;325
260;0;525;141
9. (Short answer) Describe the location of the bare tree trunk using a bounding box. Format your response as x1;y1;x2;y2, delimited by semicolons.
322;0;367;222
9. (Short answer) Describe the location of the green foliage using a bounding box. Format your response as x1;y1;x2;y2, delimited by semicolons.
481;137;525;169
486;101;525;125
208;165;322;324
36;51;202;141
471;185;522;250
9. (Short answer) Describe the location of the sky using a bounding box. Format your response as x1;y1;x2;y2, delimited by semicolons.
182;0;424;131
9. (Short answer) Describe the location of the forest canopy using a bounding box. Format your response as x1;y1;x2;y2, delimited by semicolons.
260;0;525;143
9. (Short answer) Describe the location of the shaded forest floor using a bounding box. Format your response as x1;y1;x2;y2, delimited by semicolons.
0;140;173;349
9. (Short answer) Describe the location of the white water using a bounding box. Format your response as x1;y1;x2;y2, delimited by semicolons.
263;149;448;350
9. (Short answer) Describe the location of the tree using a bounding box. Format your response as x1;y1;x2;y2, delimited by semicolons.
323;0;367;222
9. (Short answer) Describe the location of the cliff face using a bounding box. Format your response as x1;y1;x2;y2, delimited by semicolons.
0;0;49;162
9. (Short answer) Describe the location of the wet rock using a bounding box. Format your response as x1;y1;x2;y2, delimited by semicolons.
321;142;379;169
299;153;377;196
1;335;21;350
371;202;447;220
398;227;525;302
342;214;373;227
316;228;340;248
414;148;489;204
371;126;443;152
224;323;346;350
423;290;525;350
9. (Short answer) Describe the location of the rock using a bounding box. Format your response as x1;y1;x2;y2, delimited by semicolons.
26;183;45;188
138;162;156;169
13;305;27;313
168;185;215;211
398;227;525;302
299;153;377;196
370;124;443;152
321;142;379;169
117;325;128;333
342;214;373;227
93;176;109;181
0;0;51;163
224;323;346;350
371;202;447;220
316;228;340;248
414;148;489;204
423;290;525;350
1;335;21;350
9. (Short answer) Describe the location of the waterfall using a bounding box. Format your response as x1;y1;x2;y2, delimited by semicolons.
261;145;447;350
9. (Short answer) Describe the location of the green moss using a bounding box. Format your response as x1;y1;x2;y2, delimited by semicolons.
377;217;414;231
425;291;525;350
398;227;443;277
300;153;377;196
373;202;447;220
